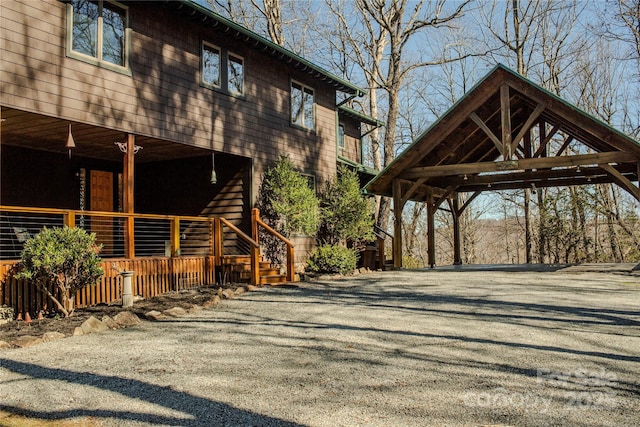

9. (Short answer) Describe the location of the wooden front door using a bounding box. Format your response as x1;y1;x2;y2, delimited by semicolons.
90;170;114;254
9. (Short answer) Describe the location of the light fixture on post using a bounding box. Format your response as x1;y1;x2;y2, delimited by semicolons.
210;152;217;184
65;124;76;159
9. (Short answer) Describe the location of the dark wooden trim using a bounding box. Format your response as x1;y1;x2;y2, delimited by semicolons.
402;151;635;179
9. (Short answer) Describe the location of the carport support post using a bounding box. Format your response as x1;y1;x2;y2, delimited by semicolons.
392;179;403;269
427;193;436;268
452;196;462;265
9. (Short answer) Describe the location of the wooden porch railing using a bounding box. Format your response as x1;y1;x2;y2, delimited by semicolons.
251;208;295;281
216;217;261;285
0;205;295;317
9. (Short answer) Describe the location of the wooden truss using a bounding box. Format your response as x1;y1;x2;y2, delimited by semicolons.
368;65;640;269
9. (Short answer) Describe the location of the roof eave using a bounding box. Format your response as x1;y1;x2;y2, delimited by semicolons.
177;0;367;96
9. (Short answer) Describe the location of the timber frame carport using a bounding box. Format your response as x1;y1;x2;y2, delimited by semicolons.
365;64;640;268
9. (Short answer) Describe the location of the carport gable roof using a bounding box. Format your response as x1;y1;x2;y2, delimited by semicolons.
365;64;640;201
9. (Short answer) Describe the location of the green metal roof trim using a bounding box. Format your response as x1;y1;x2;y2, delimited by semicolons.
338;106;384;127
338;155;378;176
365;63;640;192
178;0;367;96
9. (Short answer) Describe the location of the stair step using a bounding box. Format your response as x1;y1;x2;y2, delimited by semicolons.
259;267;281;276
221;255;263;265
260;274;287;285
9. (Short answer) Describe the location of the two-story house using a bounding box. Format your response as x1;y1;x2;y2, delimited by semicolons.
0;0;377;313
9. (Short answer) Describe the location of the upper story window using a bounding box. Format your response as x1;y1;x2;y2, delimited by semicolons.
227;53;244;95
291;81;315;131
67;0;130;72
201;42;244;96
338;124;345;150
202;42;221;88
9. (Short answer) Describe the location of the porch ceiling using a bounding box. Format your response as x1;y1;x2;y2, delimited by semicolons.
0;107;211;163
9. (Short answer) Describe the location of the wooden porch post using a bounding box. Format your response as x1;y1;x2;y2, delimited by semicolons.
427;193;436;268
123;133;135;259
251;208;259;243
170;217;180;257
452;196;462;265
392;179;403;269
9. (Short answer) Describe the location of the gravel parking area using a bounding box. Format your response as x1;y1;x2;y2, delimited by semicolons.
1;269;639;426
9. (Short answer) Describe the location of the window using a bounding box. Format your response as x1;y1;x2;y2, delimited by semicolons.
299;173;317;193
202;42;221;88
338;124;345;150
227;54;244;95
291;81;315;131
68;0;129;70
201;43;244;96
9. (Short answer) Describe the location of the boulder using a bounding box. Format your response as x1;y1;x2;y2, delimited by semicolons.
163;307;187;317
42;332;65;342
0;340;12;349
114;311;141;327
202;295;221;308
144;310;166;321
81;316;109;334
222;289;235;299
73;327;84;336
13;335;43;348
101;315;120;329
234;287;247;296
186;305;203;314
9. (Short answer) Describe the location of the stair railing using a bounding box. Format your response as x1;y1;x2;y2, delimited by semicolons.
374;224;394;270
251;209;295;281
216;217;261;285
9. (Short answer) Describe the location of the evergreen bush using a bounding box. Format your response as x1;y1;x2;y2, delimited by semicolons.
256;155;319;265
16;226;103;317
318;165;374;248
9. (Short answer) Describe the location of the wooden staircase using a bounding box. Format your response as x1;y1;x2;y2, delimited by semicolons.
220;255;287;285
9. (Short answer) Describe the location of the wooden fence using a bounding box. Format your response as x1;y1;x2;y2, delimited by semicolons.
0;256;215;317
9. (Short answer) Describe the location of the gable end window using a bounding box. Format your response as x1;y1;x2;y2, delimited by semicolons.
67;0;130;73
291;81;315;131
201;42;244;97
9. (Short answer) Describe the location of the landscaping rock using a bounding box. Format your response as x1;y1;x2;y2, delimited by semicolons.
202;296;221;308
73;327;84;336
144;310;166;321
42;332;65;342
186;305;202;314
163;307;187;317
101;315;120;330
81;316;109;334
114;311;141;327
13;335;43;348
247;285;260;292
234;287;247;295
222;289;235;299
0;340;11;349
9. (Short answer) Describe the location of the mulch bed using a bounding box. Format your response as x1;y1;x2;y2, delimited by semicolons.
0;284;244;343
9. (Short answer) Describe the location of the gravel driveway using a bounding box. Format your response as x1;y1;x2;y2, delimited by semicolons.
1;269;639;426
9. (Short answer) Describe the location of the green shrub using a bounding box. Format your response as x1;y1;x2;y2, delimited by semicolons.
306;244;358;275
256;155;319;265
318;165;374;247
17;226;103;317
